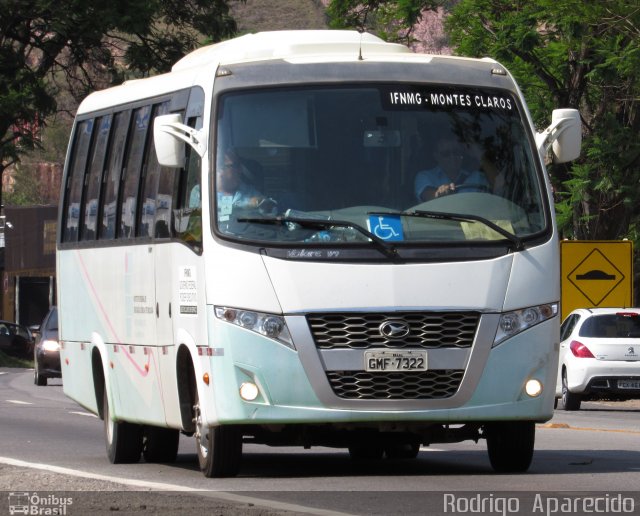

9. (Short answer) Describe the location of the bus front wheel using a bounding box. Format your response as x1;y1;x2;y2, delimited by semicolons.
194;397;242;477
484;421;535;473
103;389;143;464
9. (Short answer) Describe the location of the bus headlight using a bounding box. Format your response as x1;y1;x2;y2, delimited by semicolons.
493;303;558;347
215;306;295;349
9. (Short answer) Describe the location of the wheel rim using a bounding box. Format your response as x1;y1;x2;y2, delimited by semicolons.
194;400;209;460
562;373;569;405
105;396;114;445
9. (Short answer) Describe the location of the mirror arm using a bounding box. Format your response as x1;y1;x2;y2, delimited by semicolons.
157;122;207;157
535;116;576;154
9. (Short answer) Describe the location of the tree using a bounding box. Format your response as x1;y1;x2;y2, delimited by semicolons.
328;1;640;246
0;0;242;208
327;0;450;46
445;0;640;244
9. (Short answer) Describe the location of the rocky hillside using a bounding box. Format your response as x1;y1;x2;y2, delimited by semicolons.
231;0;328;33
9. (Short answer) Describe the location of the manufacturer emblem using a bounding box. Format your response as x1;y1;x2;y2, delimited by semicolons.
379;321;410;339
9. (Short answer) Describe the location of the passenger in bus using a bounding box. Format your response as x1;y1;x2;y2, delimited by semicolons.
216;148;267;220
414;137;489;201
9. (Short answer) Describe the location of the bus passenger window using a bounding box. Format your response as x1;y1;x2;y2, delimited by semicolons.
172;113;202;248
175;145;202;246
119;105;151;239
100;111;130;240
139;102;170;239
155;160;179;239
81;115;111;241
63;119;93;243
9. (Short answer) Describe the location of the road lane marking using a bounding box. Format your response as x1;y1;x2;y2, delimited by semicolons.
540;423;640;435
69;411;98;418
0;456;355;516
5;400;32;405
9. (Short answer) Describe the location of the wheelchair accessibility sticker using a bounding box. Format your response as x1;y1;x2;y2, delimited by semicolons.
367;214;404;242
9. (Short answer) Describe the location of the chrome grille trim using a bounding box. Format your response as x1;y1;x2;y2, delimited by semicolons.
326;370;464;400
287;313;500;410
307;312;479;350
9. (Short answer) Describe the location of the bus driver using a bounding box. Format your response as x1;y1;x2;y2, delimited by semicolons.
216;148;263;221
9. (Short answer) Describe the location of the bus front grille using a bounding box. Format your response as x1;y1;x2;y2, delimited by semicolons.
307;312;479;350
325;370;464;400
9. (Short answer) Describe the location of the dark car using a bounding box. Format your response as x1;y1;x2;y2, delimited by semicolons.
34;307;60;386
0;320;34;358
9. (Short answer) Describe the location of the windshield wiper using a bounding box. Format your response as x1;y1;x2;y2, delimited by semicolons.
236;216;399;259
370;209;524;251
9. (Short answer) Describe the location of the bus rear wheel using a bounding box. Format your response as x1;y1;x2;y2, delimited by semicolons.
194;397;242;477
484;421;535;473
103;389;143;464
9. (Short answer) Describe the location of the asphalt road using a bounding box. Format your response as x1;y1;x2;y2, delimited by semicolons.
1;367;640;515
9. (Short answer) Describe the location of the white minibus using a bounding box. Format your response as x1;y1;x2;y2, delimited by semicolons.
58;30;581;477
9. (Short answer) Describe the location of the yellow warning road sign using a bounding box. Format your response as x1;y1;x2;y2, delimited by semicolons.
561;240;634;320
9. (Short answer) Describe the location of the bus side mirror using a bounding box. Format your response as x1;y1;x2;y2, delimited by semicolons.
154;114;185;168
536;108;581;163
551;109;581;163
154;114;207;168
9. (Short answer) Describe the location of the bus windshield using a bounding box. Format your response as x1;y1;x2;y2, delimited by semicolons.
214;84;547;247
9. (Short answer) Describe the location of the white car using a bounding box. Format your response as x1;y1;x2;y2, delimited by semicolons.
556;307;640;410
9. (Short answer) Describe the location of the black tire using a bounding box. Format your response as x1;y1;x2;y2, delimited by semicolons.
142;426;180;463
34;357;47;386
194;393;242;477
348;444;384;461
385;443;420;460
103;388;143;464
34;371;47;386
485;421;535;473
562;371;582;411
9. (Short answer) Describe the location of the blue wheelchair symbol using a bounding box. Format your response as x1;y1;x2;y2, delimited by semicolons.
368;215;404;242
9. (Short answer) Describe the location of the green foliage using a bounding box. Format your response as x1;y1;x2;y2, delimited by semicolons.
330;0;640;248
0;349;33;368
327;0;448;44
4;161;49;206
0;0;243;191
446;1;640;245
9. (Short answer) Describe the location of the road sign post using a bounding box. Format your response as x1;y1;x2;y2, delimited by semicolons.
561;240;634;320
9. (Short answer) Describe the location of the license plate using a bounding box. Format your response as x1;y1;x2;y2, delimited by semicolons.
617;380;640;389
364;349;427;372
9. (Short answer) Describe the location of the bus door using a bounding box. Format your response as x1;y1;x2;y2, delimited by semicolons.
155;88;206;428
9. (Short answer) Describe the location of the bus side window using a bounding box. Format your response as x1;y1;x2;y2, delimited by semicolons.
62;119;93;243
81;115;112;241
174;127;202;247
138;102;170;239
172;87;204;248
100;111;131;240
119;105;151;239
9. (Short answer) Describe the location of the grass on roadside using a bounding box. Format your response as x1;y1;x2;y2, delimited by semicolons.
0;349;33;368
